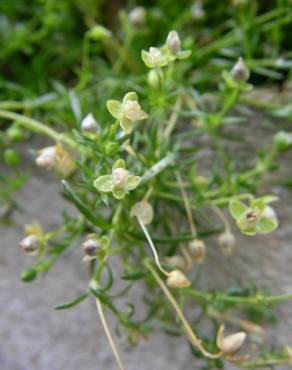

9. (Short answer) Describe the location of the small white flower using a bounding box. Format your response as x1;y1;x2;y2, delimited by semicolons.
218;231;236;256
106;92;148;134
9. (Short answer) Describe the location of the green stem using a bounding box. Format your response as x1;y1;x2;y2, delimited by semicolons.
0;109;76;149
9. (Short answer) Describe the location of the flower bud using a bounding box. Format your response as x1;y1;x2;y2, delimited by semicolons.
188;239;206;263
231;57;249;82
21;267;38;282
165;255;187;271
81;113;99;132
166;31;181;55
147;69;160;89
218;231;236;256
112;168;129;188
130;200;153;225
36;146;57;169
217;325;246;355
274;131;292;151
82;238;100;257
128;6;146;26
19;235;39;255
166;269;191;288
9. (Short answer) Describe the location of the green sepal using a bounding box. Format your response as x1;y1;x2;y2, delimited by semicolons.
229;199;248;220
93;175;114;192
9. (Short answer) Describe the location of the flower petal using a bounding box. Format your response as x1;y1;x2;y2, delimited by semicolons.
257;217;278;234
112;159;126;170
127;175;141;190
112;187;126;200
139;110;148;120
120;117;132;134
123;92;138;103
229;199;248;220
93;175;114;192
106;100;123;118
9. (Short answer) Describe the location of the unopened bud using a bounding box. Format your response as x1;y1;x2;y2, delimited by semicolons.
231;57;249;82
167;269;191;289
82;238;100;257
130;200;153;225
166;30;181;55
165;255;187;271
218;231;236;256
147;69;160;89
128;6;146;26
81;113;99;132
112;168;129;187
36;146;57;169
188;239;206;263
19;235;39;255
217;325;246;355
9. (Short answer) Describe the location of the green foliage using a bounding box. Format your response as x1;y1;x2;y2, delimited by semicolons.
1;0;292;368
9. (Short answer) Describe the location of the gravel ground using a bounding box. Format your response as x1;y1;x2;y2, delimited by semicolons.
1;125;292;370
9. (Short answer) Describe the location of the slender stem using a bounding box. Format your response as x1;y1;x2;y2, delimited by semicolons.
211;205;231;232
137;218;170;277
95;298;126;370
0;109;76;149
175;171;197;235
144;260;222;359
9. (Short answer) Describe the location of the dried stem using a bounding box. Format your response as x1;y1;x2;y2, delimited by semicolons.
95;298;126;370
144;260;222;359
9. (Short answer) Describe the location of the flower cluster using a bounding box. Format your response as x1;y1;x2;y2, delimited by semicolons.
141;30;191;69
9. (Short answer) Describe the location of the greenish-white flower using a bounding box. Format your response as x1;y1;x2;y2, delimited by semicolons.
141;47;168;68
229;197;278;235
93;159;141;199
106;92;148;134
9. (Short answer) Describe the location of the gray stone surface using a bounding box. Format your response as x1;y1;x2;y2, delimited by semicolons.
1;130;292;370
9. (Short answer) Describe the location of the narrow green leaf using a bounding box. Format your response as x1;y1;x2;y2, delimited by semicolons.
54;292;89;310
61;180;110;230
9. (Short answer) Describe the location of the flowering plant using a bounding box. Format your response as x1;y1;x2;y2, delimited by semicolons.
1;1;292;369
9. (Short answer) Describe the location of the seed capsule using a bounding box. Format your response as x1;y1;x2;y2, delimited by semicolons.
166;30;181;55
231;57;249;82
166;269;191;289
19;235;39;255
217;325;246;355
218;231;236;256
188;239;206;263
165;255;187;271
130;200;153;225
